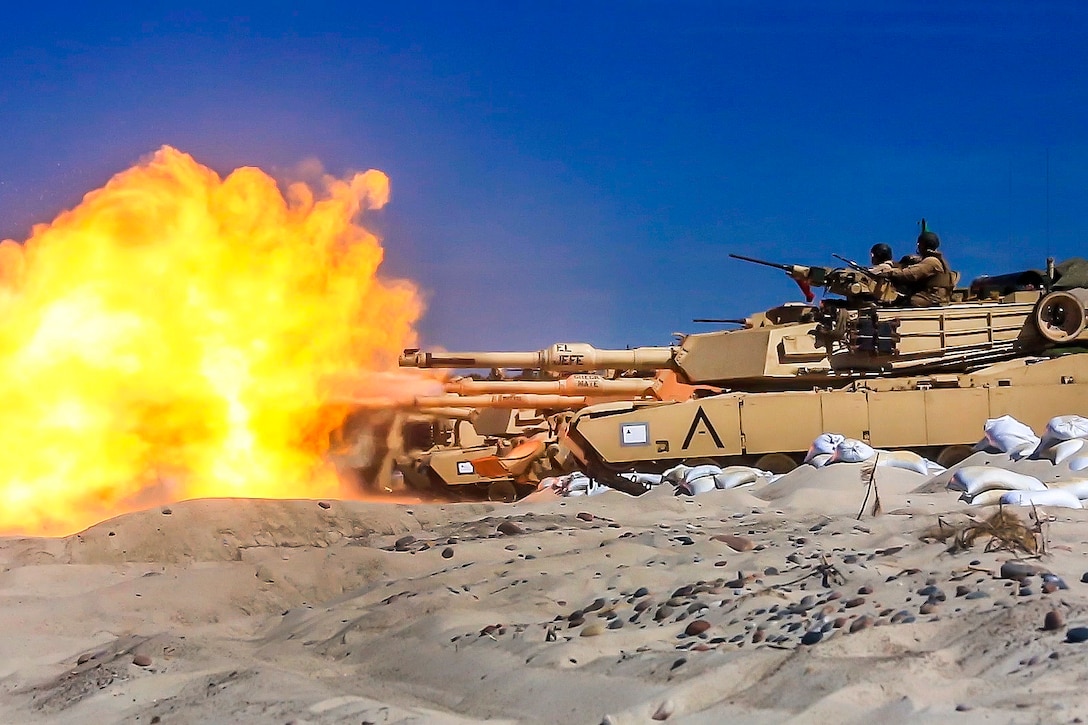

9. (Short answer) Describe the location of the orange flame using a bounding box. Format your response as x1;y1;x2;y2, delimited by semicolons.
0;146;423;536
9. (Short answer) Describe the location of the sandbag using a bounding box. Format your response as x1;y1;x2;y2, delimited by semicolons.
1034;438;1087;465
677;474;718;496
805;433;845;463
962;489;1007;507
714;466;767;489
1030;415;1088;459
875;450;931;475
977;415;1039;457
1052;478;1088;500
621;472;664;488
1000;488;1083;509
947;466;1046;496
1069;457;1088;472
829;438;876;463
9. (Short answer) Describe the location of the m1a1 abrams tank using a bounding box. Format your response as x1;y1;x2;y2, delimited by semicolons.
554;255;1088;493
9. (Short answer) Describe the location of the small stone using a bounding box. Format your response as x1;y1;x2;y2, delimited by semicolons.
1066;626;1088;643
652;699;675;720
1081;571;1088;584
764;566;779;576
800;630;823;645
441;547;454;559
826;590;842;601
634;599;655;612
955;585;970;597
394;535;416;550
848;613;874;631
633;587;650;598
712;534;754;552
844;597;865;609
497;521;525;536
858;585;873;595
965;590;989;600
161;507;172;515
752;629;765;643
317;501;331;509
832;617;847;629
955;704;972;712
576;512;594;521
654;605;675;622
685;620;711;636
1042;581;1059;594
132;654;152;667
1044;610;1065;631
920;602;938;615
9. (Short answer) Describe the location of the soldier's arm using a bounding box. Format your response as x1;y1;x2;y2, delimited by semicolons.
887;257;938;283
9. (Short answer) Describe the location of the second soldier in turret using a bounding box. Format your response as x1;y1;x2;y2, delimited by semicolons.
877;227;955;306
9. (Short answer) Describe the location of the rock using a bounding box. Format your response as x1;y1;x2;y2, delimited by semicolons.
965;590;989;600
1044;610;1065;631
317;501;331;510
685;620;711;636
132;654;152;667
833;617;847;629
1000;560;1044;581
920;602;938;615
497;521;525;536
844;597;865;609
1066;626;1088;643
576;512;594;521
161;507;172;515
632;587;650;598
955;585;971;597
712;534;754;552
394;535;416;550
800;630;823;645
858;585;873;595
751;629;765;643
634;599;655;612
654;605;675;622
441;547;454;559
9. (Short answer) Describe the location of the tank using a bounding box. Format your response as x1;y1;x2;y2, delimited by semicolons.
555;255;1088;493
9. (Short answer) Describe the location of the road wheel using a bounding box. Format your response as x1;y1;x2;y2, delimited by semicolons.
754;453;798;474
487;480;518;503
937;444;975;469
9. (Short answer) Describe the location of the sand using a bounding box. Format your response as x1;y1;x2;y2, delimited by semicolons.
3;465;1088;724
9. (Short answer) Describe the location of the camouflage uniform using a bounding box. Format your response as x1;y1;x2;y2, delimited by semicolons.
886;250;954;306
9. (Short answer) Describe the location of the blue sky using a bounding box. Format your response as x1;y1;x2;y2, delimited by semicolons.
2;3;1086;351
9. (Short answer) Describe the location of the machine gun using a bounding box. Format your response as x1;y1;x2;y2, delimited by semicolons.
727;253;826;302
730;252;898;307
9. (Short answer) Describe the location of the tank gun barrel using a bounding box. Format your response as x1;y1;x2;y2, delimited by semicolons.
444;374;655;396
400;343;675;372
347;393;606;409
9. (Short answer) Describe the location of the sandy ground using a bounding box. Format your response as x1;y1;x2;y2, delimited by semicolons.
4;462;1088;724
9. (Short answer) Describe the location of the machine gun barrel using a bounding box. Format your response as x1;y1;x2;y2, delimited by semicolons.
832;254;868;273
400;343;676;372
728;253;793;271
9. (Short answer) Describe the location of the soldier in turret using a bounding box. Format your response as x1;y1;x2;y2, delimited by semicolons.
877;229;955;306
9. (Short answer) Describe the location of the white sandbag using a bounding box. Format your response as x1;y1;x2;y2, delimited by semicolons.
977;415;1040;457
1000;488;1083;509
714;466;768;489
620;472;663;488
805;433;845;463
1051;478;1088;499
1032;438;1086;465
1030;415;1088;459
678;474;719;496
961;489;1007;507
806;453;832;468
829;438;876;463
875;450;930;475
662;464;693;485
947;466;1047;495
1069;457;1088;472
